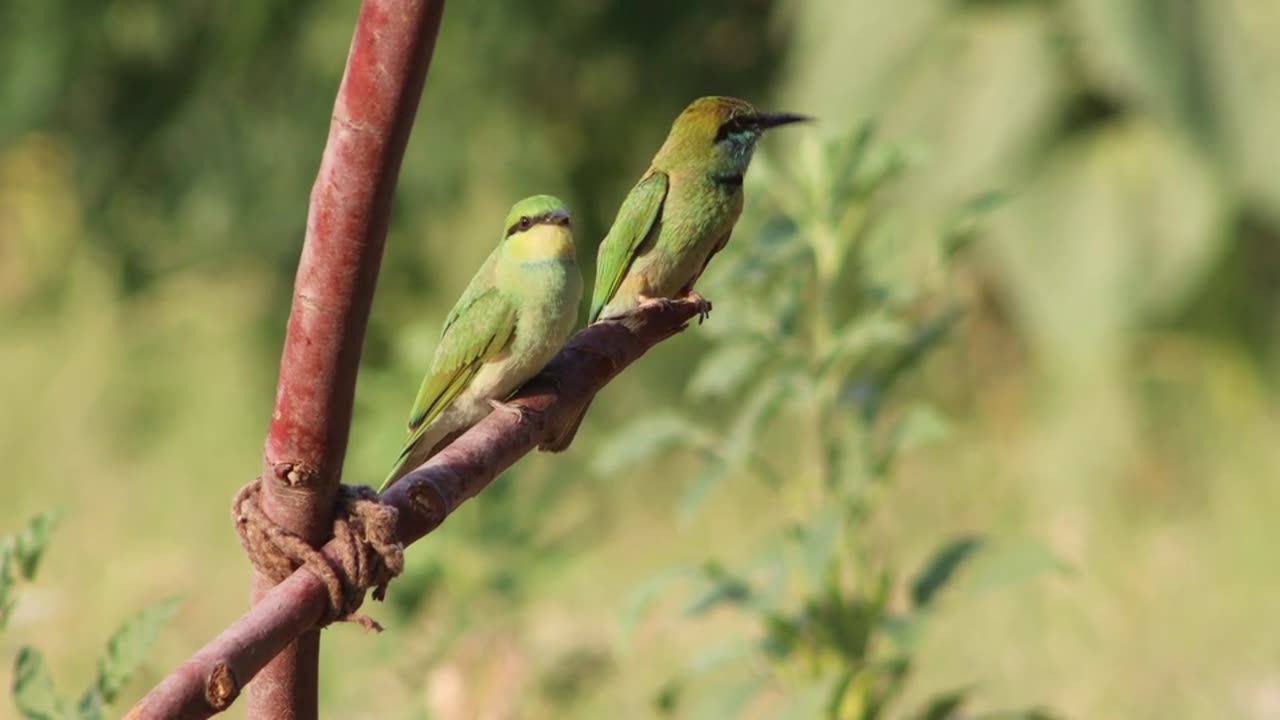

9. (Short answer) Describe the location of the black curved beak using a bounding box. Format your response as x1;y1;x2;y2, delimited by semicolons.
752;111;813;130
545;208;572;227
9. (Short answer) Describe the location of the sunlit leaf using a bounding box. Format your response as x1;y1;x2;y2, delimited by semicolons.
687;674;763;720
823;313;911;368
687;342;769;399
852;308;960;423
676;456;729;527
976;708;1062;720
76;691;104;720
0;542;15;632
878;614;921;655
776;672;843;720
657;639;757;715
14;511;60;581
685;637;754;676
678;374;793;524
943;191;1007;259
914;685;972;720
13;646;66;720
654;681;681;715
618;566;695;649
963;538;1072;595
761;612;799;660
893;404;952;453
912;536;984;609
724;374;792;464
853;140;913;198
829;667;869;720
795;503;844;589
828;122;878;206
684;563;753;617
93;596;181;705
592;412;706;477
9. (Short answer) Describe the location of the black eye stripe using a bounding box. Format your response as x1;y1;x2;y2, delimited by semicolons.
715;116;753;142
504;211;565;237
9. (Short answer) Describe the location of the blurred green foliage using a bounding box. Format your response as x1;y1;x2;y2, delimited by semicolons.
3;514;179;720
2;0;1279;718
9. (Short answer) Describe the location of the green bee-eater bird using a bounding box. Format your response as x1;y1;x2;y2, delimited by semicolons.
539;97;808;452
588;95;810;324
380;195;582;491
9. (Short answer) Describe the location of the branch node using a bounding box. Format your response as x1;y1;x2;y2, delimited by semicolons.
271;461;318;487
205;662;239;711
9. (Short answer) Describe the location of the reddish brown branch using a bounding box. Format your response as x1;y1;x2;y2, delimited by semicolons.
126;298;702;720
247;0;446;717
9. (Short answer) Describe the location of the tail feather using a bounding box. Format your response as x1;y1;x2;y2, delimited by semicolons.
379;426;464;493
378;445;421;493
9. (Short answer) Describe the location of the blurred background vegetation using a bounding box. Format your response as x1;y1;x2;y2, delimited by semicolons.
3;0;1279;717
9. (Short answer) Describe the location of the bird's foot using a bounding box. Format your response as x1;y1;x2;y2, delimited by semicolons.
635;293;674;312
488;398;537;423
682;290;713;324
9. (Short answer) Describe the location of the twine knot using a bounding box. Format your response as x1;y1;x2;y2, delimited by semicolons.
232;478;405;631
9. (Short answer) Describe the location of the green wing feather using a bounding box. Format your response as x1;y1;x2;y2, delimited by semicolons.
388;286;517;479
589;170;669;323
440;245;500;338
407;287;516;432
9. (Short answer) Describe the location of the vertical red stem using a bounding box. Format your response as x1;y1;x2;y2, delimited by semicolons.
250;1;446;717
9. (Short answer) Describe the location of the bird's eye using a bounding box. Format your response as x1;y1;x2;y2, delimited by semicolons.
517;216;532;231
715;115;752;143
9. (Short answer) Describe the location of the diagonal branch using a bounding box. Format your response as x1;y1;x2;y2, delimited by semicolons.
125;298;704;720
245;0;445;717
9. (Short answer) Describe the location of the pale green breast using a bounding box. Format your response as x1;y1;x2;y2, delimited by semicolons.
505;257;582;375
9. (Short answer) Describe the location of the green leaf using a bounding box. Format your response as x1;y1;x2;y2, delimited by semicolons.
761;613;800;660
776;673;843;720
855;309;960;423
893;405;951;453
942;191;1007;259
974;708;1062;720
15;511;60;582
75;690;104;720
677;374;792;525
828;122;878;205
1;539;13;583
93;596;181;705
13;646;67;720
795;503;844;589
654;681;681;715
914;685;972;720
617;567;694;649
878;614;921;655
823;313;910;368
592;412;705;477
964;539;1073;595
0;542;15;632
687;673;762;720
675;456;728;527
684;563;753;617
728;374;792;458
684;637;753;676
686;342;768;399
912;536;984;609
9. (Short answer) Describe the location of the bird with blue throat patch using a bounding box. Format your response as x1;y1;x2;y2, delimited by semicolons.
589;95;811;324
380;195;582;492
540;96;810;452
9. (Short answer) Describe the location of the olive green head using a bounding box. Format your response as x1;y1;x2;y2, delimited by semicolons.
655;96;812;174
499;194;576;264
